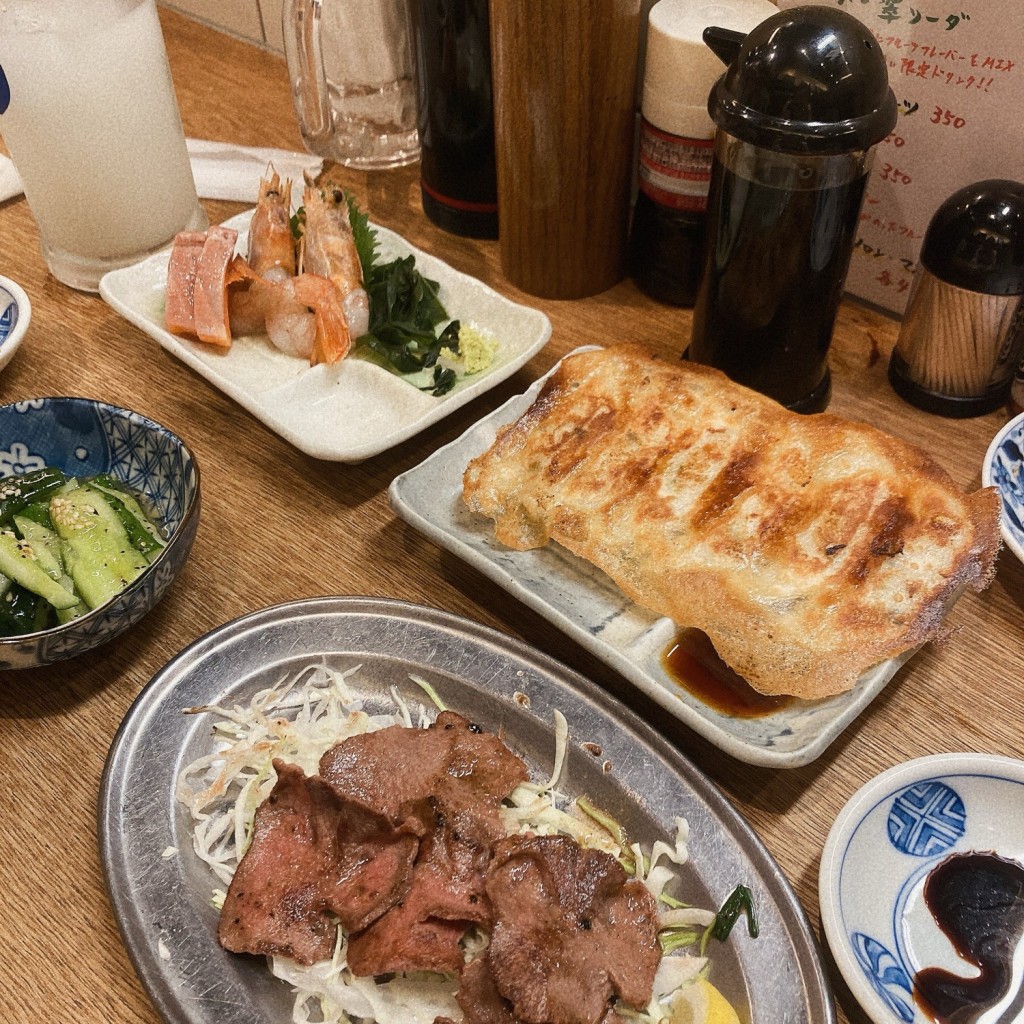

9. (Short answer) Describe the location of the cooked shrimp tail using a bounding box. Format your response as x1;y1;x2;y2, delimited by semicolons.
290;272;352;366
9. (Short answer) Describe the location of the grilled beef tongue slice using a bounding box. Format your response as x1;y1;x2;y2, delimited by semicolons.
318;710;528;829
451;956;631;1024
483;834;661;1024
455;956;520;1024
218;760;423;965
322;710;529;975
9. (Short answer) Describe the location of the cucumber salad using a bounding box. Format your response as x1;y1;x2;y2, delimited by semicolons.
0;467;165;636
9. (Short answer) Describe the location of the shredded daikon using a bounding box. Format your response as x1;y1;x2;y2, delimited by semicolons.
175;663;725;1024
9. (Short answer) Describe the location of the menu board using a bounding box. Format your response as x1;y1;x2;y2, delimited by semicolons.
777;0;1024;316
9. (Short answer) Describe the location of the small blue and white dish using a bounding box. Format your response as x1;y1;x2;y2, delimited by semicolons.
0;274;30;374
982;410;1024;566
0;397;200;669
819;753;1024;1024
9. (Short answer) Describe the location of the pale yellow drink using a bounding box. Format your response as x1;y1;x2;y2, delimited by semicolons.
0;0;206;291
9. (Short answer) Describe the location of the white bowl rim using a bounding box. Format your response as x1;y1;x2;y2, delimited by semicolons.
981;408;1024;564
0;273;31;367
818;751;1024;1024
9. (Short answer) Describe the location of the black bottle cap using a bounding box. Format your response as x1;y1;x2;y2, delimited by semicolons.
919;179;1024;295
704;5;897;155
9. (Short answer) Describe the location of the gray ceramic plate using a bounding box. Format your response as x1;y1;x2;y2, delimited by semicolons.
99;596;833;1024
388;351;915;769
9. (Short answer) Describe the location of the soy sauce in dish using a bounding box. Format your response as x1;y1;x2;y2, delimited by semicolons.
661;628;792;718
914;851;1024;1024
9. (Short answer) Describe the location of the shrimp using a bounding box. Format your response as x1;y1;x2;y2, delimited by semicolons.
187;170;351;364
226;255;350;364
229;169;301;336
248;169;297;281
289;273;352;365
300;181;370;341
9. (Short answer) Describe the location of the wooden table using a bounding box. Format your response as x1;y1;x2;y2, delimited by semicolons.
1;11;1021;1024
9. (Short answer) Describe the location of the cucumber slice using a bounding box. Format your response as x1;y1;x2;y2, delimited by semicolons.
12;514;64;580
50;485;149;610
90;478;166;561
8;519;87;623
0;530;79;610
0;583;50;635
0;467;66;526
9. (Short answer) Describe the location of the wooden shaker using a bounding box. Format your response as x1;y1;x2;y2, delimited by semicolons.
489;0;642;299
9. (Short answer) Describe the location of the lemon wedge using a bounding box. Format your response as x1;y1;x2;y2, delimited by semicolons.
667;976;740;1024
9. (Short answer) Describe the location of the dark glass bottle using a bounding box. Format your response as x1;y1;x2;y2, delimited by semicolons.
687;8;896;413
628;121;711;306
690;140;870;412
410;0;498;240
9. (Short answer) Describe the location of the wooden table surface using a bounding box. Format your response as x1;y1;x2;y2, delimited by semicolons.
1;10;1021;1024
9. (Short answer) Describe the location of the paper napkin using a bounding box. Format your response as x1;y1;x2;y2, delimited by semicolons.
0;154;23;203
186;139;323;201
0;141;322;205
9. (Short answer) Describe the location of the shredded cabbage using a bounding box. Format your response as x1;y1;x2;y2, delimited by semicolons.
175;663;724;1024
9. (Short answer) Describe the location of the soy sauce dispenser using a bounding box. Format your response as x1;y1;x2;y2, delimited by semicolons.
687;6;896;413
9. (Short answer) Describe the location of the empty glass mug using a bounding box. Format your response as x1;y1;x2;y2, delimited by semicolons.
283;0;420;170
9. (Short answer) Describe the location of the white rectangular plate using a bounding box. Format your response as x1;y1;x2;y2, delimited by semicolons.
388;351;915;768
99;211;552;462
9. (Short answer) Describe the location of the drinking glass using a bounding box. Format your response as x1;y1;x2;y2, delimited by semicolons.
283;0;420;170
0;0;206;292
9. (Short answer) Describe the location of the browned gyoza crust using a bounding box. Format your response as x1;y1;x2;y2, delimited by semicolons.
462;344;1001;698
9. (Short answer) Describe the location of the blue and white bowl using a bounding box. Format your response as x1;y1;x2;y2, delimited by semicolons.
0;397;200;669
982;410;1024;566
0;274;30;374
819;753;1024;1024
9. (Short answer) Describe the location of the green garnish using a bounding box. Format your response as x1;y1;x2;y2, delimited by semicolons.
340;193;458;381
659;928;704;955
419;364;458;397
409;674;448;711
345;192;379;281
705;884;759;948
575;796;641;875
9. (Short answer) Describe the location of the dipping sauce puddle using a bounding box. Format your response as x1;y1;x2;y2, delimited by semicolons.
914;852;1024;1024
662;628;793;718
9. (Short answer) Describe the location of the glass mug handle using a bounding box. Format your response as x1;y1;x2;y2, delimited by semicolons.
283;0;333;154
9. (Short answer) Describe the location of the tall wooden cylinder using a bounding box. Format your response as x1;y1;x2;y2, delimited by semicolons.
489;0;642;299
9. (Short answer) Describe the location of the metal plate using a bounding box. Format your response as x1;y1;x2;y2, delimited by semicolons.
99;596;834;1024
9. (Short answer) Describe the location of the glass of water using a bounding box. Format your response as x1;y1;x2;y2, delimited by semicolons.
0;0;206;292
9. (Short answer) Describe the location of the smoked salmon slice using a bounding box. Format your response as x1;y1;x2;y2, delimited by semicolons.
164;232;207;336
192;226;239;348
